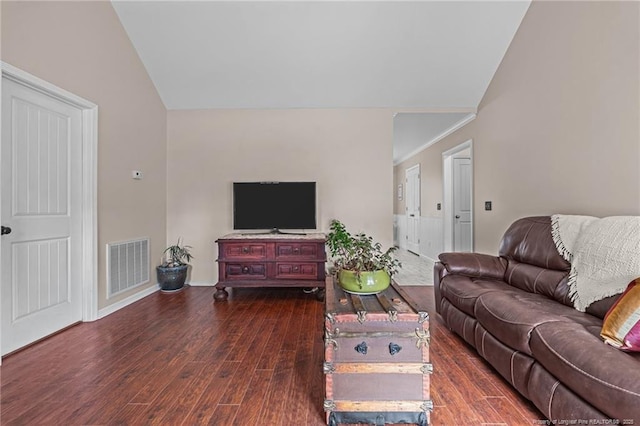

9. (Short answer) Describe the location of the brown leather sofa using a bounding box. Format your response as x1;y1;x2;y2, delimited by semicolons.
434;216;640;422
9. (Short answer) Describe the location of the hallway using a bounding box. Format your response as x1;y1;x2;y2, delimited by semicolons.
394;248;435;286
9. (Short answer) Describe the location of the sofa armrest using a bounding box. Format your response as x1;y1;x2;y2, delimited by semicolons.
438;252;508;281
433;262;447;314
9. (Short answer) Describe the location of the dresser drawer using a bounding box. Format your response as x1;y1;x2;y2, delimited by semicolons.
225;263;267;279
222;243;267;259
275;243;319;258
275;262;318;279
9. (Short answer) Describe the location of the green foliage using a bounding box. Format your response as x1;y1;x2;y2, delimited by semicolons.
326;219;401;278
161;238;193;267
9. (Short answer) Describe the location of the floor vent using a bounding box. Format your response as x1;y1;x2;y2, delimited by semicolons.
107;238;150;298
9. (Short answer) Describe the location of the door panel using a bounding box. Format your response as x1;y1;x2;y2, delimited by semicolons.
13;238;69;319
2;78;83;355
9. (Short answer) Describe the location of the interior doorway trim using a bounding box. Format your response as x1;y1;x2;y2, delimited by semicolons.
404;164;421;255
442;139;473;253
1;62;99;324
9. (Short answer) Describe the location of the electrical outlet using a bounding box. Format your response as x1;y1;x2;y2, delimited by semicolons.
436;203;441;211
485;201;492;211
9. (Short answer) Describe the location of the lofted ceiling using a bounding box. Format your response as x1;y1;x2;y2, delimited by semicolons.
111;0;530;159
393;112;474;163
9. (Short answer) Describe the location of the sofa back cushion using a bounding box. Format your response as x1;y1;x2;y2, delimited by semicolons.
504;262;573;306
499;216;573;305
586;294;622;319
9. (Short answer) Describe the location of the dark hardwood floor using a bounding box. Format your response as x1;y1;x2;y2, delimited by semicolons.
0;286;543;425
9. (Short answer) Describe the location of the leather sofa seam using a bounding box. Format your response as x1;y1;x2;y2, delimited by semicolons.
478;298;540;327
532;269;545;293
548;380;560;419
507;262;517;284
449;288;502;301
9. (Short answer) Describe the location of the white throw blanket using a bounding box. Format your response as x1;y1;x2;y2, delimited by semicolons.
551;214;640;312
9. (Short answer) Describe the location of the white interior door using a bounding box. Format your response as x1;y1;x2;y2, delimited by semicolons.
1;77;84;356
453;157;472;252
405;165;420;254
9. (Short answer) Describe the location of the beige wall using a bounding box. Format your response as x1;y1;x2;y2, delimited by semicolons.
2;1;168;309
394;0;640;254
4;0;638;303
167;109;394;284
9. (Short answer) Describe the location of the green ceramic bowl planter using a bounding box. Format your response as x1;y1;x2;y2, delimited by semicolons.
337;269;391;294
326;220;401;295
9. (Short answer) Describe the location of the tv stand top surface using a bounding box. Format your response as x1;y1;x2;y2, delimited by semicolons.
218;232;326;241
252;228;307;235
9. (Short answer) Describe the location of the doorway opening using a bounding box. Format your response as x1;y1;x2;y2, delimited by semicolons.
404;164;420;255
443;140;473;253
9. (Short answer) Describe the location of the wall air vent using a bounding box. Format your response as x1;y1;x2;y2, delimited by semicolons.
107;238;150;298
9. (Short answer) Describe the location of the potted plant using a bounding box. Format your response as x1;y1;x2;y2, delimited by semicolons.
157;238;193;292
326;219;401;294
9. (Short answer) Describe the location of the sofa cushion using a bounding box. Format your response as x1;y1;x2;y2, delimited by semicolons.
530;321;640;421
474;324;535;398
438;252;508;281
498;216;571;272
585;293;622;319
601;278;640;351
439;298;478;347
505;260;572;306
474;291;601;355
439;275;515;316
528;363;610;422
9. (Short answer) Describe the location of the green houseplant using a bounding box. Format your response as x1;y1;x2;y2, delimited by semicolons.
326;219;401;294
157;238;193;292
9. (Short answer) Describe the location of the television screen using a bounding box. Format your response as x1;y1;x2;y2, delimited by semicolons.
233;182;317;231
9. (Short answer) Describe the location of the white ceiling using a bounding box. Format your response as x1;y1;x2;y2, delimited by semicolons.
111;0;530;159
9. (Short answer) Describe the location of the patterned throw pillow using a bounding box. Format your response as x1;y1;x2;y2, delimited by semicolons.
601;278;640;351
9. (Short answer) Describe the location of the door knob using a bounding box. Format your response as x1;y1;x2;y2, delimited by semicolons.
1;226;11;235
455;215;460;219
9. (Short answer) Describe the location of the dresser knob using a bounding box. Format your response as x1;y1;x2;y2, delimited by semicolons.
242;247;249;253
242;266;249;274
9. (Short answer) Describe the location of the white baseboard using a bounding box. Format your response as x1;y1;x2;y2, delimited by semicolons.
98;284;159;319
395;214;443;260
187;281;215;287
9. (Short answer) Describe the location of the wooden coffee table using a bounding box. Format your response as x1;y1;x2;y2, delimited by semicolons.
323;276;432;425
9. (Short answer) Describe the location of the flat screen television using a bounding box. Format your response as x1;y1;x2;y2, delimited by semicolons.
233;182;316;232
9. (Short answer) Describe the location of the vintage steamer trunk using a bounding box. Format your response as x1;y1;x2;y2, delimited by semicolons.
324;277;432;426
